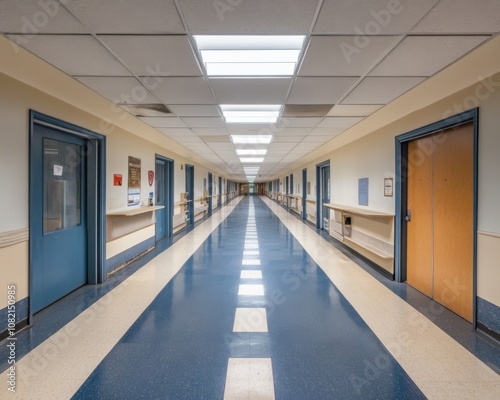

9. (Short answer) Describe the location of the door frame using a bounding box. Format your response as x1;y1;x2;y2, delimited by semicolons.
316;160;330;229
395;108;479;325
155;154;174;241
29;111;106;323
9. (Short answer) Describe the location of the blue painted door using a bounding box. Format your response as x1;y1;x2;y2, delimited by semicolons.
186;165;194;225
208;173;213;215
302;168;307;219
155;159;166;241
218;176;222;208
321;165;331;229
32;125;87;313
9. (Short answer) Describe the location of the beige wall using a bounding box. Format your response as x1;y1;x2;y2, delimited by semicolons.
0;69;224;311
273;73;500;308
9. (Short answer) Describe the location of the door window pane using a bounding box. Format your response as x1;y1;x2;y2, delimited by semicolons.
43;139;82;233
155;160;165;203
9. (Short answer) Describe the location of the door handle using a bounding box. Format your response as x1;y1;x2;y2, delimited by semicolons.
406;210;412;222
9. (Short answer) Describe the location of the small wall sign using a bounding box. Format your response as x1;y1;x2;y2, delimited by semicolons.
384;178;393;197
148;170;154;187
113;174;122;186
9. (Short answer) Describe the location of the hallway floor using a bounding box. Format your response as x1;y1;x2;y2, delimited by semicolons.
2;196;499;399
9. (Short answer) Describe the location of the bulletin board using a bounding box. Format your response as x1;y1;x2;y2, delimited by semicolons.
128;156;141;206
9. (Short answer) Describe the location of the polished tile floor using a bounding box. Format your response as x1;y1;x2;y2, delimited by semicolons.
2;196;499;399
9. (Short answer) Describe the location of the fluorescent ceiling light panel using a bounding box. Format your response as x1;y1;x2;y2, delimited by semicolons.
194;35;305;50
221;104;280;124
195;35;304;77
206;62;295;76
221;105;281;111
231;135;273;144
240;158;264;163
225;117;277;124
201;50;301;63
238;149;267;155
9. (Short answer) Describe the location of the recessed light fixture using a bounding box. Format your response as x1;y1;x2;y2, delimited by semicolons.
240;158;264;163
231;135;273;144
221;104;281;124
194;35;305;77
237;149;267;156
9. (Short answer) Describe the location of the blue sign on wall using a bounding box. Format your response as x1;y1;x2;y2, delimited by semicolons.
358;177;369;206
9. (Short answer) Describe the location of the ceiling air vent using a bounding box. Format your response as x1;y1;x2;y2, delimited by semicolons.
283;104;334;117
119;104;171;117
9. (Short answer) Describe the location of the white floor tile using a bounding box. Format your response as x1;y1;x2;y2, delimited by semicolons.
233;308;268;332
240;270;262;279
238;284;265;296
224;358;275;400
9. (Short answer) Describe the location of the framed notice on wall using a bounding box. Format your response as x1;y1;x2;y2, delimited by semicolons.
128;156;141;206
384;178;393;197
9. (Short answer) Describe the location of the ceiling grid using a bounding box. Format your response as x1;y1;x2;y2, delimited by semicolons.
2;0;499;181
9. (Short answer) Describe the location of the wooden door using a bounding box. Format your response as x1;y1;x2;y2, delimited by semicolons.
407;137;434;298
433;124;473;322
406;123;474;322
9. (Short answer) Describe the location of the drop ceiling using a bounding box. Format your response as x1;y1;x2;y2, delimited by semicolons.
2;0;500;181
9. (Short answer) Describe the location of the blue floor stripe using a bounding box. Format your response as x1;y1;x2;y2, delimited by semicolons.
72;196;424;399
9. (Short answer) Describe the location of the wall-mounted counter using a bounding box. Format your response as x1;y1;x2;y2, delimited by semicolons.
105;205;164;273
325;203;394;274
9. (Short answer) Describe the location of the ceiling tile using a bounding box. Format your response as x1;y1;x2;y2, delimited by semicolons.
76;77;159;103
173;136;203;143
145;77;214;104
274;128;313;136
273;136;304;143
299;35;400;76
309;128;344;136
178;0;319;34
0;1;87;33
278;117;323;127
314;0;439;34
302;135;333;143
205;143;234;150
9;35;131;76
139;117;187;128
328;104;382;116
99;35;201;76
342;77;425;105
210;78;291;104
412;0;500;34
192;128;229;136
168;105;221;116
287;77;358;104
64;0;185;33
370;36;488;77
156;128;195;136
317;117;363;129
182;118;225;128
